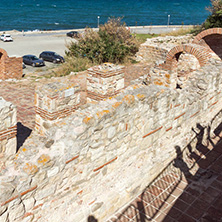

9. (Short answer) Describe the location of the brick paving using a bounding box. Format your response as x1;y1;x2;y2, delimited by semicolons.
0;81;35;129
124;63;152;87
107;125;222;222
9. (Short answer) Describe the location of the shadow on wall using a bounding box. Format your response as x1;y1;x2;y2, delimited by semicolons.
16;122;32;152
88;215;98;222
203;34;222;60
112;111;222;222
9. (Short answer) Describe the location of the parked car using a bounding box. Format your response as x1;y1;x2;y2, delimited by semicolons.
23;55;45;67
39;51;65;63
0;34;13;42
66;31;80;38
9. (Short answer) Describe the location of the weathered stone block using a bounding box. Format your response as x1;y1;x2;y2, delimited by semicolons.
87;63;125;101
35;81;85;135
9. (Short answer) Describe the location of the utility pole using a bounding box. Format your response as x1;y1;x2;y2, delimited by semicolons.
97;16;100;28
167;15;170;27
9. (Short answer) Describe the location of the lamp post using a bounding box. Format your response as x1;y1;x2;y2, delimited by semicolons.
167;15;170;27
97;16;100;28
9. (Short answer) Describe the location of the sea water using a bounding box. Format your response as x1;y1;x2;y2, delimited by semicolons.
0;0;210;31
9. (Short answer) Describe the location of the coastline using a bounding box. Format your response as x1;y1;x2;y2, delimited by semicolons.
0;24;194;77
0;25;194;36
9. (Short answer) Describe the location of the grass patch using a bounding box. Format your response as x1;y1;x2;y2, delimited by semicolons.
135;33;159;43
47;57;95;77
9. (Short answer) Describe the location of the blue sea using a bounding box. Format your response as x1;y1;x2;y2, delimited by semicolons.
0;0;210;31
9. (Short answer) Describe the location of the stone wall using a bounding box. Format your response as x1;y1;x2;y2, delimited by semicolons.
135;35;193;63
35;81;86;135
0;58;221;221
87;63;125;101
0;97;17;156
0;48;23;80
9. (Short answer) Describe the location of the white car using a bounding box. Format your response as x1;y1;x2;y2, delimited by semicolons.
0;34;13;42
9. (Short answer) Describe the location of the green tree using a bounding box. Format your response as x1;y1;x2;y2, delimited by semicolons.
191;0;222;35
66;18;139;64
203;0;222;29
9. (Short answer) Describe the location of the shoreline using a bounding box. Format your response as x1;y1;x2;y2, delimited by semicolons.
0;25;195;35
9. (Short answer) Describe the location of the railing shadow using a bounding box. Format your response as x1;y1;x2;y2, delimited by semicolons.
112;112;222;221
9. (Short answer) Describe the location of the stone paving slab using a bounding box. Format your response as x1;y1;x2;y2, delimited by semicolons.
107;129;222;222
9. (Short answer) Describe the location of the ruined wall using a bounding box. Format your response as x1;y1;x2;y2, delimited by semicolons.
0;58;221;222
135;35;193;63
135;45;168;63
87;63;125;101
0;49;23;80
35;81;85;135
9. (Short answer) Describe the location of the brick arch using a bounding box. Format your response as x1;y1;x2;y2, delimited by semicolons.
164;44;211;71
193;28;222;44
193;28;222;59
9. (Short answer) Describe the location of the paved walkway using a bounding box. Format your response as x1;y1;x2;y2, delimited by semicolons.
107;124;222;222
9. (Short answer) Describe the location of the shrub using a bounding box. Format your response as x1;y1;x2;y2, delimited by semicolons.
192;0;222;35
47;57;94;77
66;18;139;64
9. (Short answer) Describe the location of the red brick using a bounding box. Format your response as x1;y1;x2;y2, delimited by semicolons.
177;214;196;222
163;206;182;219
185;206;205;219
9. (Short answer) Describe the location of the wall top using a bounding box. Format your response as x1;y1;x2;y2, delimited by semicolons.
36;81;81;97
0;48;8;60
88;63;124;72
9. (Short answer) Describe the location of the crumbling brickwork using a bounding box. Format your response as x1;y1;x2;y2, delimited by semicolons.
0;48;23;79
87;63;125;101
193;28;222;60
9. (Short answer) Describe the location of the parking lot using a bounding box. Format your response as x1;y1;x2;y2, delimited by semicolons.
0;31;78;76
22;61;60;77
